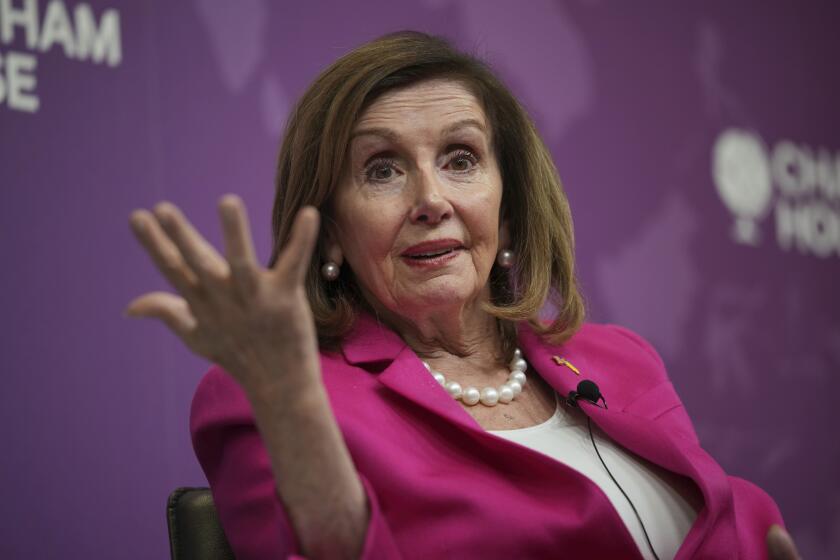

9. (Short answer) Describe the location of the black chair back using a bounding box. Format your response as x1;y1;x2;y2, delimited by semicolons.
167;487;235;560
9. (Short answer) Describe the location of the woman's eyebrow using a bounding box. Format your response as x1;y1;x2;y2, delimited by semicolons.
350;118;488;143
350;127;399;142
441;118;488;137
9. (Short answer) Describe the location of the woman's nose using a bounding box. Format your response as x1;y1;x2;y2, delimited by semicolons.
409;168;453;224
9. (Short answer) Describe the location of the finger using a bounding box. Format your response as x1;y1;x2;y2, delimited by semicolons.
129;209;201;297
766;525;801;560
274;206;320;286
124;291;198;337
218;194;259;299
153;201;230;290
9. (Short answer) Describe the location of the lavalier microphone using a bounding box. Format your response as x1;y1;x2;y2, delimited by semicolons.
565;379;607;409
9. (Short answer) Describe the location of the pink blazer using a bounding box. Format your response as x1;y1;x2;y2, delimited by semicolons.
191;313;784;559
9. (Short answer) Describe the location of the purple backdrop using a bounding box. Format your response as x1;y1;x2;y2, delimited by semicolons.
2;1;838;558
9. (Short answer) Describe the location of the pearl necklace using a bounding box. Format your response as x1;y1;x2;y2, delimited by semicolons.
423;349;527;407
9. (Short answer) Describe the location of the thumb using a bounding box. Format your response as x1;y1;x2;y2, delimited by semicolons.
767;525;801;560
124;292;197;336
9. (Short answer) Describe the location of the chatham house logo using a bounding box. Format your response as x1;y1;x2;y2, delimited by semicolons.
712;128;840;258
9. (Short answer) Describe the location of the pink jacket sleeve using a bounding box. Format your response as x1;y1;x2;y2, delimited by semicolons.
730;476;785;559
189;366;403;560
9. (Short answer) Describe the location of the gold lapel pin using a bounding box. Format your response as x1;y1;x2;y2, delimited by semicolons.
552;356;580;375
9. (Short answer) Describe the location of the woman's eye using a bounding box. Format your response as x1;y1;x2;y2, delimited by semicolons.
447;149;479;172
364;159;398;182
372;166;393;180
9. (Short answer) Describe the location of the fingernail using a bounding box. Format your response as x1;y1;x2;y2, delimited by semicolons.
156;212;173;227
220;204;235;223
220;193;240;207
129;213;146;232
153;202;176;225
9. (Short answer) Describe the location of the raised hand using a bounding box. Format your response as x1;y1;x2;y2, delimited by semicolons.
125;195;322;395
128;196;371;557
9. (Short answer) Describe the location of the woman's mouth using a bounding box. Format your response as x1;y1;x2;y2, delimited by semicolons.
401;248;463;268
401;240;465;267
406;248;458;260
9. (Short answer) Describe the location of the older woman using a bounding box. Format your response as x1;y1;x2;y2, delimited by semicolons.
127;32;798;560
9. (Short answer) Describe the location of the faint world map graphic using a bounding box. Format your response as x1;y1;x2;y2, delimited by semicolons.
422;0;594;140
595;193;699;362
194;0;290;137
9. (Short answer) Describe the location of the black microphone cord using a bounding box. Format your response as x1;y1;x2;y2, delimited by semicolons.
586;416;661;560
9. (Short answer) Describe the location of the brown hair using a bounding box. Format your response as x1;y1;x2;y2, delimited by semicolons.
269;31;585;351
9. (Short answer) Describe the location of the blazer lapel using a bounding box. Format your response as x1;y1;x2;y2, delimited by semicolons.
518;322;737;558
583;405;736;558
341;312;485;435
378;347;488;435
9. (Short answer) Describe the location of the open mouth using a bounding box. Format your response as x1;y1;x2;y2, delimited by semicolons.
405;248;460;260
401;239;466;265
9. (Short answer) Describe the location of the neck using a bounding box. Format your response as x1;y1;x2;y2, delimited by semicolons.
363;292;509;381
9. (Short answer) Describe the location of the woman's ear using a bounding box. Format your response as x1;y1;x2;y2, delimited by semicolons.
325;243;344;266
498;217;511;250
322;219;344;266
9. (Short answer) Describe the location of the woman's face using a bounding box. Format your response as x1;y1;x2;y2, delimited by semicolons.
328;79;506;318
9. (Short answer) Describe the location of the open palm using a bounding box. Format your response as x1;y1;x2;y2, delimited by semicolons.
125;195;322;393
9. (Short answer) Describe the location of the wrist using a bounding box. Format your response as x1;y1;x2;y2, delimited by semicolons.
244;373;326;417
232;350;321;398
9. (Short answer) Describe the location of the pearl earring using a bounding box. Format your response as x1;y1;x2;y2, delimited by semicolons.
321;261;340;281
496;249;515;269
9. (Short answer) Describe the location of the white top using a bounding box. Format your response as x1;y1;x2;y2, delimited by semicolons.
488;392;697;560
